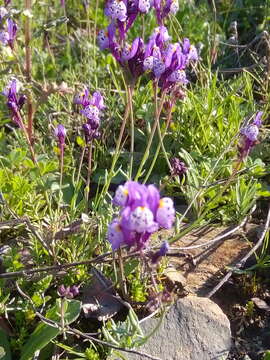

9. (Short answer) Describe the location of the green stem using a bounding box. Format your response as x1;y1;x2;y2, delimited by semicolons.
169;161;243;244
135;82;166;181
76;145;86;186
95;94;131;210
57;145;64;217
143;100;174;184
128;85;134;179
85;141;93;212
24;0;34;144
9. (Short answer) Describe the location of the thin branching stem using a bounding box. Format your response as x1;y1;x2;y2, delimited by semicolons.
128;85;134;179
24;0;34;144
144;98;174;183
135;82;166;181
85;141;93;212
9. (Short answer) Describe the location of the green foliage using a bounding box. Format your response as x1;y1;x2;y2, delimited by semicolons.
20;299;81;360
0;0;269;358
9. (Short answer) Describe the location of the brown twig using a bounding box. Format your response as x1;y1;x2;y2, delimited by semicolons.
207;204;270;298
66;326;162;360
0;250;140;279
15;282;161;360
170;204;256;251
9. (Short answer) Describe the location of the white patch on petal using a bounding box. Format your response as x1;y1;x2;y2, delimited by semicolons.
81;105;99;121
156;197;175;228
129;206;154;233
114;185;128;206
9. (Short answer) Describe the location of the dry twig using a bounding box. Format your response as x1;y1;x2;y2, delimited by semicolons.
207;205;270;298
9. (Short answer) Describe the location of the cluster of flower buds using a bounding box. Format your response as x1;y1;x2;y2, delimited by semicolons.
107;181;175;250
57;284;80;299
0;6;17;49
1;78;26;127
238;111;263;160
97;0;198;88
151;240;169;264
144;28;198;90
74;88;105;142
55;124;67;153
154;0;179;25
170;157;187;176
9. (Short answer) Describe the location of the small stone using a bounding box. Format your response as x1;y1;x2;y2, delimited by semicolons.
116;296;231;360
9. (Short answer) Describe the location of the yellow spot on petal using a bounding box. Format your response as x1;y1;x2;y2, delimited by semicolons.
159;199;165;208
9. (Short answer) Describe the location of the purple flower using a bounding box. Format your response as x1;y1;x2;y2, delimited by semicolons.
57;284;80;298
108;181;175;250
138;0;152;13
0;7;8;22
105;0;127;22
107;218;125;250
0;18;17;48
75;89;105;128
170;157;187;176
81;105;100;128
182;38;199;62
74;88;91;107
2;78;26;127
253;111;263;127
60;0;65;7
55;124;66;152
154;0;179;25
238;112;263;159
82;123;100;143
143;29;198;90
151;240;169;263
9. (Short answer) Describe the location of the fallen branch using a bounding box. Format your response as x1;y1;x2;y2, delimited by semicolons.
170;205;255;251
207;205;270;298
0;250;140;279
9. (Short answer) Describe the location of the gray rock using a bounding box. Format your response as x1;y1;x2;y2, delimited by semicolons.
113;296;231;360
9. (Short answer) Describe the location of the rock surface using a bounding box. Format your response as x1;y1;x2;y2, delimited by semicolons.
112;296;231;360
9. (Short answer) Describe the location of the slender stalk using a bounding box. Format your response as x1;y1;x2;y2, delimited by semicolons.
76;146;86;185
85;141;93;212
135;82;166;181
18;111;37;164
95;97;130;210
24;0;34;144
127;85;134;179
143;100;174;184
60;298;67;340
169;161;243;245
117;248;128;298
57;144;64;215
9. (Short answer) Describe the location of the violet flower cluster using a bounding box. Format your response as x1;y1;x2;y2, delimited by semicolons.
151;240;169;264
55;124;67;153
75;88;105;142
57;284;79;299
0;6;17;49
97;0;198;88
1;78;26;128
238;111;263;160
107;181;175;251
170;157;187;176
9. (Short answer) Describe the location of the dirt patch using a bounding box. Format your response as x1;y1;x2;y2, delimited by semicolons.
167;224;258;296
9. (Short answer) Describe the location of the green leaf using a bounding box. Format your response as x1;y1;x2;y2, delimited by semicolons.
263;351;270;360
20;299;81;360
0;329;11;360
